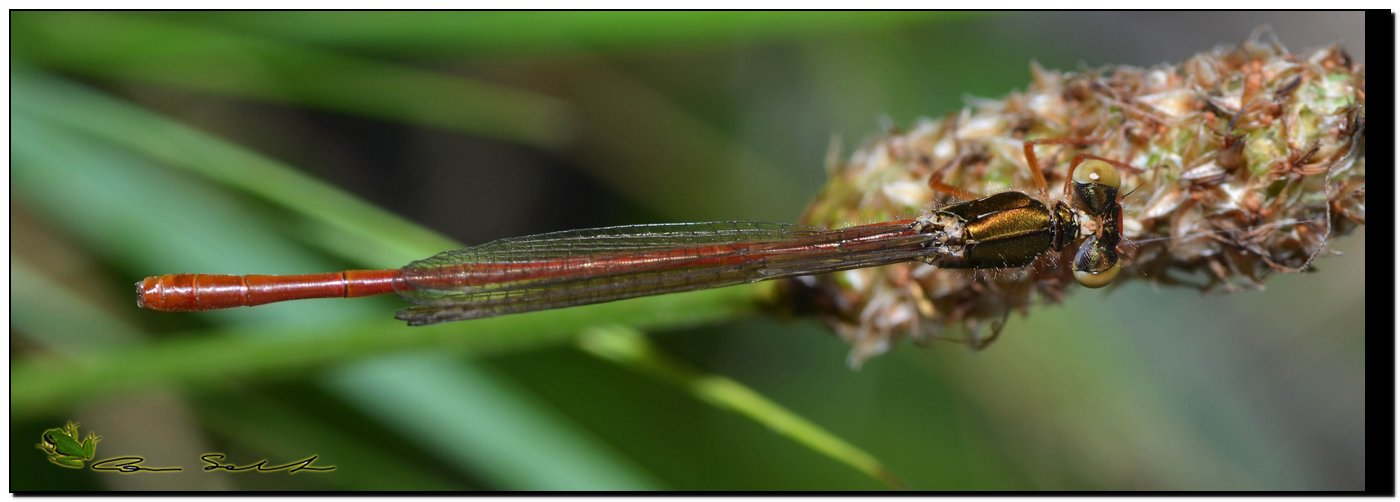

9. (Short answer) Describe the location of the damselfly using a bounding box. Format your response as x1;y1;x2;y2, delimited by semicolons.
136;148;1129;326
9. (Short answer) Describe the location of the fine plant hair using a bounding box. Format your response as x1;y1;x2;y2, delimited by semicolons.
788;30;1366;366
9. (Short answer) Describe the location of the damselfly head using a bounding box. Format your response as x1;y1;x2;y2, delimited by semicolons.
1063;158;1126;288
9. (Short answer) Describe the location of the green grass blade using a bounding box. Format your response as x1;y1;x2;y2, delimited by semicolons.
11;66;451;265
11;12;572;148
12;287;760;418
578;325;906;490
325;355;660;490
157;12;969;57
14;253;707;488
11;259;145;352
192;391;463;490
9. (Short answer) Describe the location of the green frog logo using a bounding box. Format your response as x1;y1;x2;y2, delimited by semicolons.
36;421;100;469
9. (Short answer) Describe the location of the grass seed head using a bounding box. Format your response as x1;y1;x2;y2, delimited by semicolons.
789;31;1366;367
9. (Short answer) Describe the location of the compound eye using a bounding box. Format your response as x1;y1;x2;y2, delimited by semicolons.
1070;159;1121;215
1074;260;1121;288
1072;236;1121;288
1072;159;1120;191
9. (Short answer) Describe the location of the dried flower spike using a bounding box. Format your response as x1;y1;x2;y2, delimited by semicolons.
789;30;1366;366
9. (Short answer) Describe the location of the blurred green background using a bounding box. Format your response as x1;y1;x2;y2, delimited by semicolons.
11;11;1365;490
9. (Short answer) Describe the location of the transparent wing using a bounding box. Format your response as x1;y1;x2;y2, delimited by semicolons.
393;220;933;325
